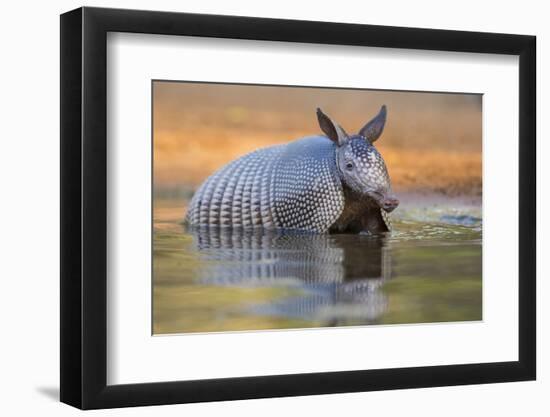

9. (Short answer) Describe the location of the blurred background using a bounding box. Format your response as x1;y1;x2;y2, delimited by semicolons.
153;81;482;199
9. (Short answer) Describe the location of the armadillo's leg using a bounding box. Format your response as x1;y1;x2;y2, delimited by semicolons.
361;207;391;234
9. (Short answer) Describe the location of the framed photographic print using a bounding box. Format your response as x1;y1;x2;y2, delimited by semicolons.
60;6;536;409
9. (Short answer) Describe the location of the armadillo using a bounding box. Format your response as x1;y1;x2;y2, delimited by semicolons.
184;106;399;234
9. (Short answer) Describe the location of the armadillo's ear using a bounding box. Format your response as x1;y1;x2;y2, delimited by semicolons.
316;108;349;146
359;105;387;143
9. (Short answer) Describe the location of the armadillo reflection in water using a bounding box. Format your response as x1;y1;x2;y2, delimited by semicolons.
188;226;392;324
185;106;398;234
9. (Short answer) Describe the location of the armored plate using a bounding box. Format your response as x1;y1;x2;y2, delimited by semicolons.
186;136;345;233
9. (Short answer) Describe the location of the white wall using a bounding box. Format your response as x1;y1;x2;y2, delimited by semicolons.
0;0;545;415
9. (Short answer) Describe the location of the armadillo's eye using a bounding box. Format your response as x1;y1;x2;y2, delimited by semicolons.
345;161;354;171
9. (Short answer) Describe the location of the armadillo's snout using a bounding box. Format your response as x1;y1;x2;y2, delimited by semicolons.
382;196;399;213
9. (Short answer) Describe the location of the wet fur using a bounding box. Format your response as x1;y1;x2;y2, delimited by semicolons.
329;186;389;234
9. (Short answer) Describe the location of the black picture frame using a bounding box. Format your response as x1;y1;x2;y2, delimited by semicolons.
60;6;536;410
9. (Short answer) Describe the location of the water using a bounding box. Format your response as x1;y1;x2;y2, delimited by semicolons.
153;199;482;335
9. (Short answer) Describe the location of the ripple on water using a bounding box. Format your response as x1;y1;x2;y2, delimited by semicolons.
153;201;482;334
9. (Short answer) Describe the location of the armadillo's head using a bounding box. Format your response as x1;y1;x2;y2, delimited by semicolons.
317;106;399;213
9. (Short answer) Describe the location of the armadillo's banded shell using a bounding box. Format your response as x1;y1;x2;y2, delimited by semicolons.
186;137;345;233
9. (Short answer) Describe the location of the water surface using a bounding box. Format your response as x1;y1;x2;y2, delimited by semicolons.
153;199;482;334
